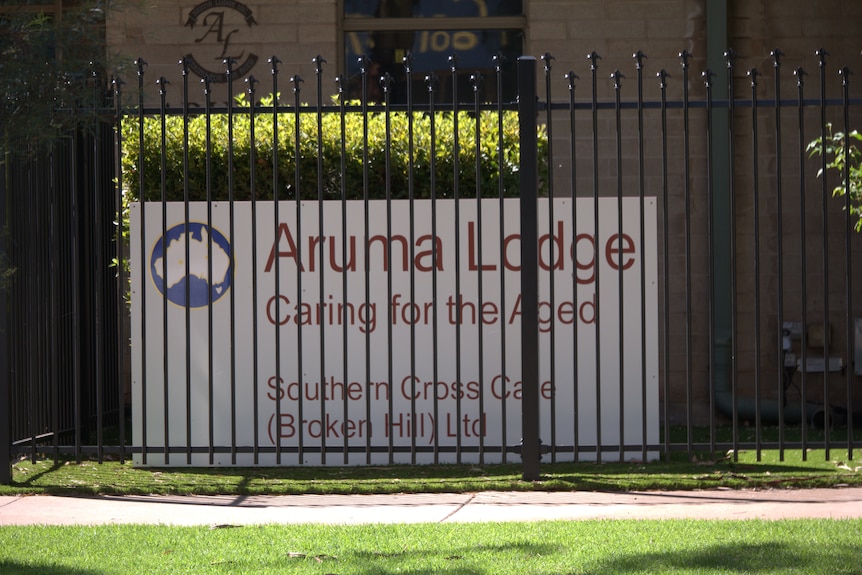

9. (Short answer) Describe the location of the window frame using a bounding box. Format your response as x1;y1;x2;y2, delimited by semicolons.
340;1;527;102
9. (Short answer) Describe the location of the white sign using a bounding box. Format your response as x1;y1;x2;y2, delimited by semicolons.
130;198;659;465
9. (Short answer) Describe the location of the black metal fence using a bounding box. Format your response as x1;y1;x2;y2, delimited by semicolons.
3;48;862;483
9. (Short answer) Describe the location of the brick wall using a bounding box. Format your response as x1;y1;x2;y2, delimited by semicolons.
107;0;862;426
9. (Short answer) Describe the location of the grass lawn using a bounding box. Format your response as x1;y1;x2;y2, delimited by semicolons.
3;447;861;496
3;440;861;574
1;519;861;574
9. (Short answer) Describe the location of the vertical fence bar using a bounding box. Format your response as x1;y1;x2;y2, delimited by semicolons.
496;55;509;462
314;56;327;464
49;133;59;463
794;66;809;460
816;49;831;460
749;67;763;461
726;49;740;459
247;74;260;464
225;58;239;464
1;137;9;484
518;55;540;480
336;74;350;464
704;69;717;455
427;73;441;463
91;68;106;464
471;70;486;463
658;68;671;459
26;142;37;463
268;56;282;464
203;74;215;465
634;51;648;461
680;50;693;454
612;68;625;462
382;71;395;463
772;50;786;460
405;55;418;464
565;69;579;461
360;57;372;464
312;56;327;464
50;137;60;461
114;75;127;464
136;58;148;464
291;73;304;463
588;51;602;462
450;53;464;463
180;58;193;465
157;76;171;464
541;53;556;462
839;66;854;460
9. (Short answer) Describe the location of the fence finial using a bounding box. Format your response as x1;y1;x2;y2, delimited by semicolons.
816;48;830;68
748;67;761;88
313;55;326;74
658;69;671;88
268;56;281;75
448;52;460;72
245;75;259;95
771;49;784;68
223;57;237;76
290;75;303;94
470;72;483;92
493;52;507;72
402;51;414;73
724;48;736;68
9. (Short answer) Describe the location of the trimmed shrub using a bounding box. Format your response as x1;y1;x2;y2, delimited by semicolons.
121;94;549;202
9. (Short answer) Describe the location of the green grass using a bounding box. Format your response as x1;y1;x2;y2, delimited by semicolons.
3;448;861;496
1;519;860;574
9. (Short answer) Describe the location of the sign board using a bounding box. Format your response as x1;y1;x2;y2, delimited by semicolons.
131;198;659;465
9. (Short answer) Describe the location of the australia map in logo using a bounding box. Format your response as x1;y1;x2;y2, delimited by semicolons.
150;222;232;308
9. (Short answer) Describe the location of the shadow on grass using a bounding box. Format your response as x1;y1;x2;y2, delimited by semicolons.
271;540;860;575
587;541;855;575
0;561;102;575
9;460;65;487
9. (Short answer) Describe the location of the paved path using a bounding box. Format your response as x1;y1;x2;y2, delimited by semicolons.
2;488;861;526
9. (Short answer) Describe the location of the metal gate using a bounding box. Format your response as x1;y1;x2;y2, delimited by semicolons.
3;47;861;484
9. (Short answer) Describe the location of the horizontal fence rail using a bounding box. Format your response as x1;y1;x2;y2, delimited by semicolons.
3;47;862;482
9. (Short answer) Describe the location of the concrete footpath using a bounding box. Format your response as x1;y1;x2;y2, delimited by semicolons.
2;488;862;526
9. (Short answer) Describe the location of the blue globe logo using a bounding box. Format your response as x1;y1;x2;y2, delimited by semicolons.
150;222;232;308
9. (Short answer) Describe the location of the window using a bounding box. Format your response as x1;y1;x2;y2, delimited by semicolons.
343;0;525;103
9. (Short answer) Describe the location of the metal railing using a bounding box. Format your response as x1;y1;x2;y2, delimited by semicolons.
2;47;861;484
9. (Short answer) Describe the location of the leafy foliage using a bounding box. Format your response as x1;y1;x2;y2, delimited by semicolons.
0;1;135;150
121;94;549;202
807;123;862;232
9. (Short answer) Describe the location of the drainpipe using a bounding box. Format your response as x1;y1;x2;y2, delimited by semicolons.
706;5;830;429
713;340;831;427
707;0;734;424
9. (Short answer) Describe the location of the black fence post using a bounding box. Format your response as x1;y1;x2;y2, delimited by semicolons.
1;153;10;485
518;55;541;481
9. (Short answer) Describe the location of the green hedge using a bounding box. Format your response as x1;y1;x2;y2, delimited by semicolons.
121;94;548;202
